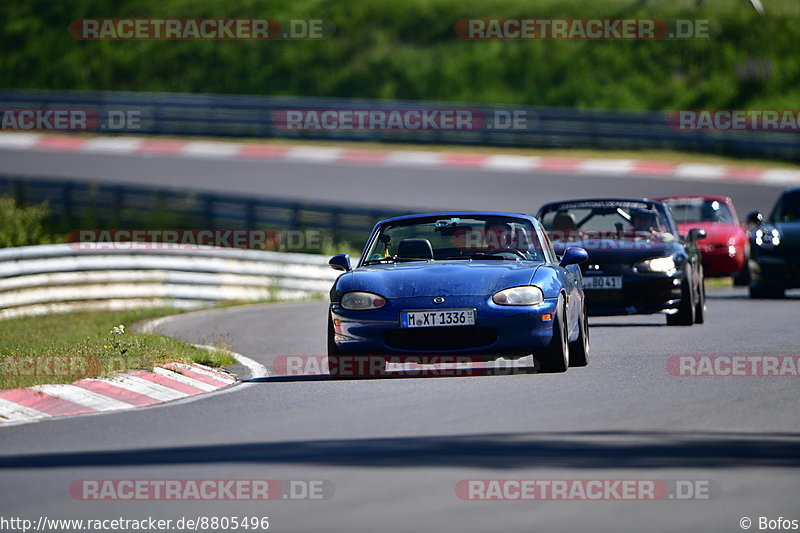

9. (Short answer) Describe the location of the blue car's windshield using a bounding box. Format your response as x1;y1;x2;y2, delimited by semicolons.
364;215;546;264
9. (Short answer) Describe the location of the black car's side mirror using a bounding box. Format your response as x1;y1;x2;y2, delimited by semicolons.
688;228;707;242
329;253;352;272
746;210;764;226
560;247;589;267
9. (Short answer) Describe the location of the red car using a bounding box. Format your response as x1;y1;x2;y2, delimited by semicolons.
654;195;749;280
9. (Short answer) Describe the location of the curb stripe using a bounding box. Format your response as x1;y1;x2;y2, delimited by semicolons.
0;388;95;416
191;362;237;381
128;369;208;395
0;397;51;422
73;379;159;407
160;363;233;387
151;367;218;392
31;384;134;411
0;133;796;186
103;374;190;402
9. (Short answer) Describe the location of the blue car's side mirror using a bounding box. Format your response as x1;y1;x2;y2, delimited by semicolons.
560;247;588;267
329;254;352;272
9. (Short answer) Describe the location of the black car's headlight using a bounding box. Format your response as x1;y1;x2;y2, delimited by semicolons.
755;227;780;249
635;256;677;274
492;286;544;306
340;291;386;310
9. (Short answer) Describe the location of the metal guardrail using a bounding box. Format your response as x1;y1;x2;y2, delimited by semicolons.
0;244;340;320
0;175;403;248
0;89;798;160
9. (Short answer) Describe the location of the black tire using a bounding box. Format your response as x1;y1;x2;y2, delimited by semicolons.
538;295;569;373
694;269;705;324
327;314;339;356
667;273;695;326
748;284;785;299
568;305;589;367
732;265;750;286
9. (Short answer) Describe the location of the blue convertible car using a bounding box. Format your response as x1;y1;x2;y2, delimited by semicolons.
326;212;589;374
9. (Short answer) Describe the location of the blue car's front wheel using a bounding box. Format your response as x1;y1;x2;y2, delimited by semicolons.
569;306;589;367
537;294;569;373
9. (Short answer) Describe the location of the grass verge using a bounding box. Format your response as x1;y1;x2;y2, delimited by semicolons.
0;308;237;391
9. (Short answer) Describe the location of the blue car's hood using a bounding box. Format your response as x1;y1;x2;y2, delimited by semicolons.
344;261;541;298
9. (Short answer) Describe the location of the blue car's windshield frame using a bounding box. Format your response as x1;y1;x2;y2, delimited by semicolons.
360;215;548;266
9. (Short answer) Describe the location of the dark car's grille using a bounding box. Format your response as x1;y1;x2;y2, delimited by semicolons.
586;291;626;304
383;326;497;351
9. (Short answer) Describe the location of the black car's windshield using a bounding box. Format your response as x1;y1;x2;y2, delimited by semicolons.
771;190;800;223
363;215;545;264
539;201;676;243
663;198;735;224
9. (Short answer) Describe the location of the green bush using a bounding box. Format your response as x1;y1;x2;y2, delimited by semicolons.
0;196;61;247
2;0;798;111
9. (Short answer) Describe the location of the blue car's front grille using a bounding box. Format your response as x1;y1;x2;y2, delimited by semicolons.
383;326;497;351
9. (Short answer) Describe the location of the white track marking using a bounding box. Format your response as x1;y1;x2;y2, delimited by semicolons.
483;155;540;171
102;374;189;401
0;133;41;149
152;367;218;392
578;159;635;174
386;151;442;166
759;169;800;185
83;137;143;154
30;384;134;411
284;146;343;163
674;163;726;180
182;141;241;158
165;362;236;382
0;398;51;422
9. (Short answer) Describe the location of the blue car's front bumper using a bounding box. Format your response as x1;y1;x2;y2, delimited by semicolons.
330;295;558;357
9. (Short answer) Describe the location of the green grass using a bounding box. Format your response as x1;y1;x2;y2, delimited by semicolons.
2;0;799;112
0;308;237;390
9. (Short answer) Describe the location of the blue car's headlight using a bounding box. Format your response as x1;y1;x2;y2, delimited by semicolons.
635;256;676;274
341;291;386;310
755;227;780;249
492;286;544;306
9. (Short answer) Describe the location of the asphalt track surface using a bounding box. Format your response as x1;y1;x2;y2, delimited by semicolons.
0;149;799;533
0;148;788;215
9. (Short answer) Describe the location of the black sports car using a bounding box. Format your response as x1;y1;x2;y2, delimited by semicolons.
536;198;706;326
746;187;800;299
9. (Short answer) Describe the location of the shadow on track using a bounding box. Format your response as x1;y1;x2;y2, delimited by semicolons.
246;366;539;383
589;322;666;328
2;430;799;470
